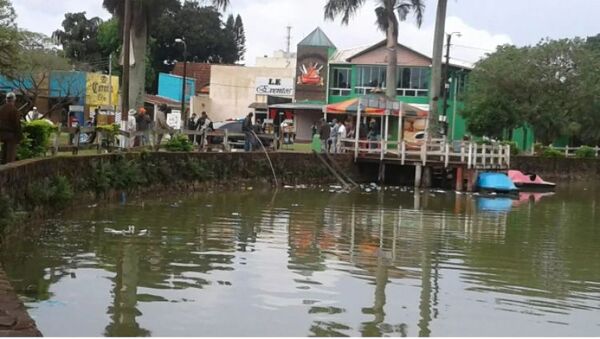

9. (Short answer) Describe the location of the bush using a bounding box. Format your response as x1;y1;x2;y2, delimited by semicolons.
501;140;520;155
165;134;193;152
534;142;544;156
17;120;57;160
26;176;74;210
542;147;565;158
97;124;120;149
575;146;597;159
0;193;13;231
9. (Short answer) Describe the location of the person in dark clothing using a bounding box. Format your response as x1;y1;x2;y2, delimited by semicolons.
89;107;100;144
319;118;330;153
242;112;254;152
359;121;368;139
0;93;22;164
187;113;199;143
368;118;380;150
135;108;152;146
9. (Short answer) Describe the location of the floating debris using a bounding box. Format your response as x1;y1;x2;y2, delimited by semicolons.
87;204;98;208
231;212;241;216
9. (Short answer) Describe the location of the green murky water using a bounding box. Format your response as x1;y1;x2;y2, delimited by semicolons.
2;184;600;337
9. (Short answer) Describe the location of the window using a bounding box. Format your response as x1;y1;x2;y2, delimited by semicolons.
356;65;387;94
396;67;430;97
330;68;351;96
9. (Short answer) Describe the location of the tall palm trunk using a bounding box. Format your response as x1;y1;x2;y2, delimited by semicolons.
130;2;147;110
428;0;447;140
385;14;399;99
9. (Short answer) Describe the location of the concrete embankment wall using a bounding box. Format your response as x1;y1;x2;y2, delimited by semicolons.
512;156;600;181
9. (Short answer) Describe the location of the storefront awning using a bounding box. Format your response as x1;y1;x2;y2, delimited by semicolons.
249;102;268;110
325;95;400;116
269;103;324;110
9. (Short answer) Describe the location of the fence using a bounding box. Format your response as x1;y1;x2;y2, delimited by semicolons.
551;146;600;158
339;139;511;169
48;124;277;155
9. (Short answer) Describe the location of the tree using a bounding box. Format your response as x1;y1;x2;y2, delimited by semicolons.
428;0;447;139
233;15;246;62
103;0;229;110
52;12;103;71
7;32;79;117
324;0;425;99
0;0;19;75
462;38;600;145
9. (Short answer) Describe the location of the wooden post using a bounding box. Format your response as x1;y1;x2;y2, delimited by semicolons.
401;141;406;165
96;131;103;154
445;143;450;168
421;143;427;165
423;166;432;188
383;114;390;159
415;164;423;188
481;144;487;168
455;166;464;191
224;129;229;152
52;123;61;156
466;169;478;192
468;143;473;169
74;129;80;155
355;98;361;161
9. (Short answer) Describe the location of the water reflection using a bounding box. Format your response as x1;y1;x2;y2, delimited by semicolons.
2;185;600;336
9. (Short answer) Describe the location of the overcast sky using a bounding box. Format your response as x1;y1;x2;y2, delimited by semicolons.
12;0;600;66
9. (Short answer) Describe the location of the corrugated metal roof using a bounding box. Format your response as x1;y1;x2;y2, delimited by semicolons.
298;27;336;48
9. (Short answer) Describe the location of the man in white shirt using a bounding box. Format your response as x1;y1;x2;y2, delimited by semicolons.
336;120;347;153
26;107;41;122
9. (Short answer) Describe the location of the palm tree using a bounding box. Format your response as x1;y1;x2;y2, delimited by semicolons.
324;0;425;99
103;0;229;110
428;0;448;139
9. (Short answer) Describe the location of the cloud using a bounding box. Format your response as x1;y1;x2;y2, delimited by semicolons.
13;0;111;36
226;0;512;66
12;0;512;66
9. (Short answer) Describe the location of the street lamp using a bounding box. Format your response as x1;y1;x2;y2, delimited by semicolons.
175;38;188;120
442;31;462;137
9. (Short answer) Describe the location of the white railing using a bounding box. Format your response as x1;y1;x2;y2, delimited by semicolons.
551;146;600;158
339;139;511;169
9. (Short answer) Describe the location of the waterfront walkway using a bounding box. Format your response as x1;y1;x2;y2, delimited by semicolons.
0;267;41;337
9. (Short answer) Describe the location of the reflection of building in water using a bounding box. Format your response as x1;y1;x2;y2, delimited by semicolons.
105;243;149;337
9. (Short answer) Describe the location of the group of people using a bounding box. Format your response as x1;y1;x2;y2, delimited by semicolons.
317;117;381;154
187;111;213;147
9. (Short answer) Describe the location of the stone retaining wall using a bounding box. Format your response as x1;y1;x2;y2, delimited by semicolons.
512;156;600;181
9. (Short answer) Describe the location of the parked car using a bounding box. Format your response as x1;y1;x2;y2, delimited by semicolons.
211;120;275;148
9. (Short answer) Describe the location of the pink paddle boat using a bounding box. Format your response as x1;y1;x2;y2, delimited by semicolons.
508;170;556;191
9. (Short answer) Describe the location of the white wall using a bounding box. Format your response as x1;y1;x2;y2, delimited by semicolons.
209;65;295;122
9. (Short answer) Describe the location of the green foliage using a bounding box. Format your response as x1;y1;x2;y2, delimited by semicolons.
501;140;520;155
542;147;565;158
575;146;597;159
97;124;120;149
52;12;103;71
26;176;74;210
463;37;600;145
17;120;57;160
165;134;193;152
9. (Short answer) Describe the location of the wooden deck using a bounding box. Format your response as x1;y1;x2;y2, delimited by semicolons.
340;139;511;170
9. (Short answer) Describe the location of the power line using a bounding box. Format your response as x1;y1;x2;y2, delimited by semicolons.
451;44;496;53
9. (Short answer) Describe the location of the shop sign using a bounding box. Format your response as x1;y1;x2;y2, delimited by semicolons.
86;73;119;107
255;77;294;97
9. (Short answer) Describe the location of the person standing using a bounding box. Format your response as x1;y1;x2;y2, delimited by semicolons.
155;104;171;149
242;112;254;152
187;113;199;144
319;118;330;153
135;107;151;147
68;111;79;145
25;106;41;122
368;118;380;151
126;109;137;148
329;119;339;154
336;120;347;153
198;111;212;149
0;93;22;164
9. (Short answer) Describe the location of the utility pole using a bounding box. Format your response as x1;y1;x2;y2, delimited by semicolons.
108;53;113;110
286;26;292;56
175;38;188;121
442;32;461;137
121;0;132;122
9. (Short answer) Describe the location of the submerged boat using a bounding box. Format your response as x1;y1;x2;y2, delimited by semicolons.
508;170;556;191
476;172;519;195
